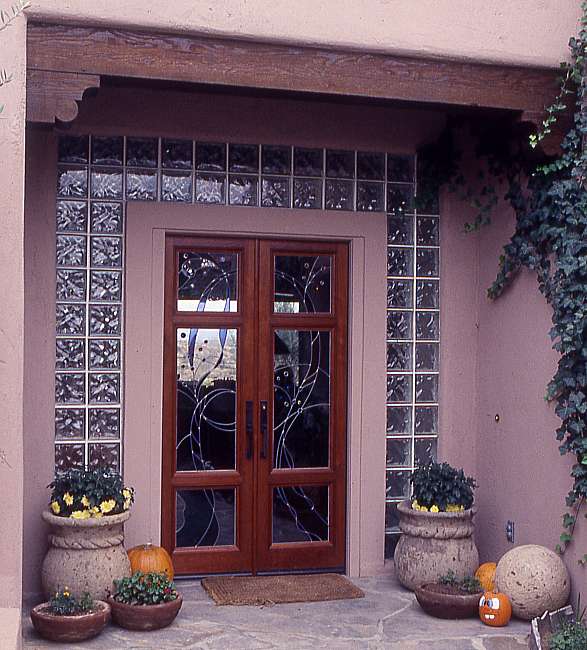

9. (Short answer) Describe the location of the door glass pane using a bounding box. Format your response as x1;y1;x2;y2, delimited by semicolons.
274;255;331;313
177;252;238;312
273;330;330;468
176;328;237;471
272;486;329;543
176;488;235;547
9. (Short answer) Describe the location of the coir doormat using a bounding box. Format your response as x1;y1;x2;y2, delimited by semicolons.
201;573;365;606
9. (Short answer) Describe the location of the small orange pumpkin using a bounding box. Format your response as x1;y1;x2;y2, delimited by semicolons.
127;543;174;580
475;562;497;591
479;591;512;627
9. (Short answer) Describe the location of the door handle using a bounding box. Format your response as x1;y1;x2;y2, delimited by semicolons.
245;400;253;460
260;400;268;459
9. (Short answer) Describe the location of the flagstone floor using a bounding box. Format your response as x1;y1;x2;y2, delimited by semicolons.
23;572;530;649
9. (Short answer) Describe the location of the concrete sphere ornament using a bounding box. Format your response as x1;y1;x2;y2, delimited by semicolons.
494;545;570;620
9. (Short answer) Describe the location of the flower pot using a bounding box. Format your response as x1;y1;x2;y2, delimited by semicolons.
394;500;479;591
41;510;132;600
415;583;483;619
107;594;183;631
30;600;110;642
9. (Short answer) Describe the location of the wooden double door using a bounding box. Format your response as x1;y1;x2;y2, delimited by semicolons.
162;235;348;575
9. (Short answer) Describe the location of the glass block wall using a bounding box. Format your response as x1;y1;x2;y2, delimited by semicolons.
53;135;438;553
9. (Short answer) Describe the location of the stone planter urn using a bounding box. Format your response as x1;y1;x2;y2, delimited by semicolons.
41;510;132;600
394;500;479;591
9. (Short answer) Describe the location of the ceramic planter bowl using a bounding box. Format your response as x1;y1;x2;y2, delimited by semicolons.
107;594;183;630
30;600;110;642
415;583;483;619
394;500;479;591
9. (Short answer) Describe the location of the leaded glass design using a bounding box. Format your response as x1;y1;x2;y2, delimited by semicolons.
274;255;331;314
272;486;329;543
177;252;238;312
176;488;236;547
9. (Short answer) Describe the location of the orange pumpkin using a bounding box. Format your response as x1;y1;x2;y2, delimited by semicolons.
475;562;497;591
479;591;512;627
127;543;174;580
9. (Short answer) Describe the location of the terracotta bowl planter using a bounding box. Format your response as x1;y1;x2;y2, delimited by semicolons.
394;500;479;591
107;594;183;631
30;600;110;642
415;583;483;619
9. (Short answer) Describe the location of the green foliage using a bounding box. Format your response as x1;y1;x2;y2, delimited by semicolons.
438;571;482;593
411;461;476;511
549;622;587;650
49;587;94;616
112;571;178;606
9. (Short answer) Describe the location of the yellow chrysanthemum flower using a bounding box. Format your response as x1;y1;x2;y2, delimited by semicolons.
123;499;131;511
81;495;90;507
63;591;70;597
430;505;440;513
122;488;131;499
63;492;74;506
71;510;91;519
50;501;61;514
100;499;116;514
419;506;429;512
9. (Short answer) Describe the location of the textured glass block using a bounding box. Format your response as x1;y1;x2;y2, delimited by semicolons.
89;373;120;403
89;304;121;335
293;178;322;209
162;171;192;202
357;151;385;180
162;139;193;169
387;155;414;182
55;373;85;404
387;184;415;215
387;311;412;340
56;270;86;302
385;533;400;558
126;169;157;201
417;217;440;246
56;235;86;267
57;166;88;198
89;339;120;369
415;406;438;434
415;437;437;466
56;339;85;370
387;342;412;371
195;173;225;204
229;144;258;173
416;343;439;371
91;169;123;199
55;408;85;440
89;442;120;471
56;201;87;232
90;271;122;302
387;279;413;309
196;142;226;172
90;202;123;234
386;470;411;498
416;183;440;215
91;236;123;268
357;181;384;212
387;406;412;434
56;303;85;336
387;248;413;277
89;408;120;439
415;374;439;403
261;177;290;208
387;215;414;245
262;145;291;175
229;175;258;206
416;311;440;340
387;438;411;467
91;136;123;166
293;147;323;177
55;443;85;471
416;280;439;309
126;137;158;168
416;248;440;277
59;135;89;164
387;374;411;403
326;150;354;178
385;501;401;530
325;179;353;210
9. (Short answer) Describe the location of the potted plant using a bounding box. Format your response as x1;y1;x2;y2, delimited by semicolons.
415;570;483;619
30;586;110;642
41;465;135;599
107;571;183;631
394;461;479;591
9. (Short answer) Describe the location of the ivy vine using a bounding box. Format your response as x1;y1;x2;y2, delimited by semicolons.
417;2;587;563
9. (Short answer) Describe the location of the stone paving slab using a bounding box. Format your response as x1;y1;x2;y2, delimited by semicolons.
23;574;530;649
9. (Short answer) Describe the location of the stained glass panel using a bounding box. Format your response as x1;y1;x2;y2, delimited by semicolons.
272;486;329;543
176;489;235;547
274;255;331;314
177;252;238;312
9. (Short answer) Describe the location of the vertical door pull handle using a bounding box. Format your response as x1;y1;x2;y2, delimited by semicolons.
245;400;253;460
260;400;268;459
